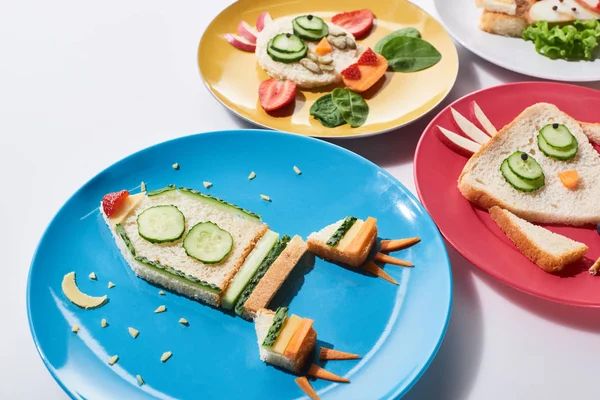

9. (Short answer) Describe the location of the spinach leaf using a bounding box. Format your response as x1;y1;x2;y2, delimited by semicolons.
380;36;442;72
374;27;421;54
309;94;346;128
331;88;369;128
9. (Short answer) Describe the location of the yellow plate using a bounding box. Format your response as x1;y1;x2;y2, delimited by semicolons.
198;0;459;138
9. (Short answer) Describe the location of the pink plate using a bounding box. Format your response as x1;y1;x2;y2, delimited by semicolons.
415;82;600;307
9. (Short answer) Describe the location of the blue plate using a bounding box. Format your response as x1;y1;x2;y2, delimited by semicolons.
27;130;452;400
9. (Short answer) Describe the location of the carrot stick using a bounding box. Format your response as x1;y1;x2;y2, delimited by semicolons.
319;348;361;361
364;261;399;285
374;253;413;267
308;364;350;383
379;237;420;252
295;376;320;400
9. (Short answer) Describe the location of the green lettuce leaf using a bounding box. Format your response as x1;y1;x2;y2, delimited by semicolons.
522;20;600;61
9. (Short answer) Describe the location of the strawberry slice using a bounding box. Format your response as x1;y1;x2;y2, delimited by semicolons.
331;9;374;39
341;64;361;80
258;79;296;112
102;190;129;218
357;48;378;65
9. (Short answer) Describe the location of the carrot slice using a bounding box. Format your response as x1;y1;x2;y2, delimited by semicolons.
374;253;413;267
379;237;420;252
343;54;388;92
308;364;350;383
295;376;320;400
284;318;314;359
364;261;398;285
315;37;332;55
320;348;361;361
558;170;579;190
345;217;377;255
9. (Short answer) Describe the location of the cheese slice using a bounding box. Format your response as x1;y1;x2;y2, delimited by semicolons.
337;220;364;251
108;192;146;225
271;314;302;355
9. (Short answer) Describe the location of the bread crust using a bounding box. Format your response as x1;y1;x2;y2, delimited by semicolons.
489;206;588;273
243;235;308;319
478;0;535;37
307;226;377;267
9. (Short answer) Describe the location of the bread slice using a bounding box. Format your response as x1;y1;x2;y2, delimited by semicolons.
241;235;307;319
307;217;377;267
254;308;316;373
458;103;600;226
478;0;535;37
581;122;600;146
489;206;588;273
476;0;517;15
101;186;268;307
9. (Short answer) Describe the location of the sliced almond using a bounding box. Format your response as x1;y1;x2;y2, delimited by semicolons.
203;181;212;189
71;324;80;333
248;171;256;180
154;305;166;313
260;194;271;202
136;375;144;386
108;355;119;365
128;327;139;339
160;351;172;362
101;319;108;328
179;318;188;325
89;272;97;280
107;281;115;289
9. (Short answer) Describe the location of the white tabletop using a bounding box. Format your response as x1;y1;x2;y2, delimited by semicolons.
2;0;600;399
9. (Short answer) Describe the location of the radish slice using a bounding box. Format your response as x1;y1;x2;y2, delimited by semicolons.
472;101;497;136
438;126;482;154
451;108;490;145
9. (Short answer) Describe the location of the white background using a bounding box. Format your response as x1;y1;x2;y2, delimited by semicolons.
1;0;600;399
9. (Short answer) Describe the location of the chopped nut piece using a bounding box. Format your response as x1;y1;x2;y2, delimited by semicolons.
154;305;166;313
179;318;188;325
136;375;144;386
158;290;165;296
160;351;172;362
89;272;97;280
260;194;271;202
203;181;213;189
248;171;256;180
107;281;115;289
108;355;119;365
293;166;302;175
128;327;140;339
71;324;80;333
140;181;146;192
172;163;179;170
101;319;108;328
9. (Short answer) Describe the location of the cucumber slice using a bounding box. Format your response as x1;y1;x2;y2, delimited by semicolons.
506;151;544;181
183;222;233;264
292;18;328;41
540;124;575;149
295;15;326;32
137;205;185;243
267;39;307;63
327;216;357;247
262;306;288;347
537;134;578;161
271;33;306;53
500;159;545;192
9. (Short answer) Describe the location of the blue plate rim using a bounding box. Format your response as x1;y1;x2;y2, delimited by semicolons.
26;128;453;400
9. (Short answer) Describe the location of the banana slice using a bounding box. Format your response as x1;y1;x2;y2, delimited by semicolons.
62;271;107;309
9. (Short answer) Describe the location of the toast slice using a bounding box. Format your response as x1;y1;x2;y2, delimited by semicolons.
458;103;600;226
102;186;267;307
239;235;308;320
489;206;588;273
476;0;517;15
478;0;535;37
254;308;316;373
307;216;378;267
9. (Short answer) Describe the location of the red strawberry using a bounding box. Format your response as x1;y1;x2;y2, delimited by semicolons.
357;48;378;65
331;9;374;39
102;190;129;218
258;79;296;112
341;64;361;80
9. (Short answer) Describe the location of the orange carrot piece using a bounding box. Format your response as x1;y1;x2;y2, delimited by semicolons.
374;252;413;267
379;237;421;252
295;376;320;400
364;261;399;285
558;170;579;190
308;364;350;383
315;37;332;55
343;54;388;93
319;348;361;361
346;217;377;254
284;318;314;359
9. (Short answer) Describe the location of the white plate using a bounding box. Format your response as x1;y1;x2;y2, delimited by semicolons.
433;0;600;81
